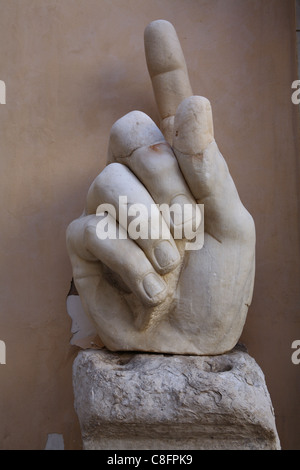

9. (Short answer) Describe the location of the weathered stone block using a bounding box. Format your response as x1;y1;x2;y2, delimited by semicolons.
73;346;280;450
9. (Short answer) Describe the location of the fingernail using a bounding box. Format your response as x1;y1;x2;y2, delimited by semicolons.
142;273;166;300
154;240;180;270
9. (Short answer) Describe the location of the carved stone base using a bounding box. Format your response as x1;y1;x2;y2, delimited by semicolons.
72;346;280;450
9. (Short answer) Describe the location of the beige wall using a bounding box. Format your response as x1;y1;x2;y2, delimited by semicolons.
0;0;299;449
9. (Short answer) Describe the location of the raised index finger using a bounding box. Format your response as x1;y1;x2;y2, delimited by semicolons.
144;20;193;142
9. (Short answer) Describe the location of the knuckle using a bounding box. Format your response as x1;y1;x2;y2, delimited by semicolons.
84;220;97;241
66;218;80;244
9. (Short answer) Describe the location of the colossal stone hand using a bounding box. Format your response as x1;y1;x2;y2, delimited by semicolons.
66;20;255;355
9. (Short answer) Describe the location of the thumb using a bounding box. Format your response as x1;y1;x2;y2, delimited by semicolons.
172;96;253;242
172;96;221;204
172;95;214;155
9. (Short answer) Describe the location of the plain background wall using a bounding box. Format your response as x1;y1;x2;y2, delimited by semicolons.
297;0;300;78
0;0;299;450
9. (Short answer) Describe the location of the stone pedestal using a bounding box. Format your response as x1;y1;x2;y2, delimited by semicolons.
72;346;280;450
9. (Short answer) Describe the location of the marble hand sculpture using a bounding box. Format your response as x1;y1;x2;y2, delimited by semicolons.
66;20;256;355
